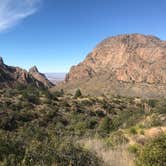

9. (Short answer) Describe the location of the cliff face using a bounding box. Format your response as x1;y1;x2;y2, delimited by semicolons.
66;34;166;84
29;66;54;88
60;34;166;98
0;57;54;88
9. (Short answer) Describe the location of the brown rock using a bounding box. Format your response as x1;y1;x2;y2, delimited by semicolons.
0;57;54;88
59;34;166;98
29;66;54;88
0;57;4;65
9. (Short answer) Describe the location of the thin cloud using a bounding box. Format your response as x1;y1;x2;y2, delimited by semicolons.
0;0;42;32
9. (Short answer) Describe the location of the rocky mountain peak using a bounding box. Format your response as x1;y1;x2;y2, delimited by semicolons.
0;59;54;88
59;34;166;98
0;56;4;65
29;66;54;88
29;66;39;73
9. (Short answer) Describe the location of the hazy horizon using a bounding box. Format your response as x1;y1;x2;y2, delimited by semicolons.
0;0;166;73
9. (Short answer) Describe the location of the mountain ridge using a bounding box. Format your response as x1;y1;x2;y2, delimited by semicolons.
0;57;54;88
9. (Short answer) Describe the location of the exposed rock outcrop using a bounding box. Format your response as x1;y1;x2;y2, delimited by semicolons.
29;66;54;88
0;57;54;88
58;34;166;98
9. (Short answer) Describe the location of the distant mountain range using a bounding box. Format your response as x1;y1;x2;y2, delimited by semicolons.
56;34;166;98
45;73;66;84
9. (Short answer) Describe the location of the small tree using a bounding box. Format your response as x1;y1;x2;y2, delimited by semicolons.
74;89;82;98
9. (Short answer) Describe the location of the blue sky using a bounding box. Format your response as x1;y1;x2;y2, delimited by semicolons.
0;0;166;72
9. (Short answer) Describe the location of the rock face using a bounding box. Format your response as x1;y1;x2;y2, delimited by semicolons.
29;66;54;88
60;34;166;98
0;57;54;88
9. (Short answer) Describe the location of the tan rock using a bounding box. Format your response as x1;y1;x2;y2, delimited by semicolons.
59;34;166;98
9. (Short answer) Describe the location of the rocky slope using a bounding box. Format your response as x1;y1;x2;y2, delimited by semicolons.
29;66;54;88
58;34;166;98
0;57;53;88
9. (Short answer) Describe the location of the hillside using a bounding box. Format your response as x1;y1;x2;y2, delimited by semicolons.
0;35;166;165
0;86;165;165
56;34;166;98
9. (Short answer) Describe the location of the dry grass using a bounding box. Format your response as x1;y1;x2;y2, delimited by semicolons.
79;138;135;166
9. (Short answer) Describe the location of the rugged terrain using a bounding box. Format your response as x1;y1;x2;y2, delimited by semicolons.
57;34;166;98
0;34;166;166
0;57;53;88
0;86;165;165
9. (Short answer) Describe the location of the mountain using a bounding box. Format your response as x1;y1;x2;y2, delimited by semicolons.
57;34;166;98
29;66;54;88
0;57;54;88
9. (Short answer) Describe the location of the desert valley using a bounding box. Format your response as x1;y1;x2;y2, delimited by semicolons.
0;0;166;165
0;33;166;166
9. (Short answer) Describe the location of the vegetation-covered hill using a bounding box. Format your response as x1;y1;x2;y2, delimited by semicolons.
0;85;165;166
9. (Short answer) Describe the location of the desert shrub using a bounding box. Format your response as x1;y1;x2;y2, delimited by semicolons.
57;141;101;166
95;109;105;117
157;107;166;114
104;105;114;114
4;89;16;98
22;90;40;104
86;117;98;129
70;120;88;136
0;113;18;131
79;99;93;107
128;144;140;154
99;117;111;136
110;108;145;131
106;130;129;147
23;142;56;166
74;89;82;98
129;127;137;135
18;111;38;123
43;90;58;102
0;136;25;165
15;83;26;91
144;114;163;128
136;134;166;166
148;99;157;108
9;102;23;111
53;89;64;97
140;129;145;135
150;116;162;127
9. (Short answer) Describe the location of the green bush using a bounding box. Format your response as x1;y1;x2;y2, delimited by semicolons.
74;89;82;98
129;127;137;135
53;89;64;97
22;91;40;104
136;134;166;166
0;132;101;166
57;141;102;166
0;136;25;165
107;130;129;147
99;116;111;136
148;99;157;108
128;144;139;154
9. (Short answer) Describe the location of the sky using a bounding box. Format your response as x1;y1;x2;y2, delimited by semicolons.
0;0;166;73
